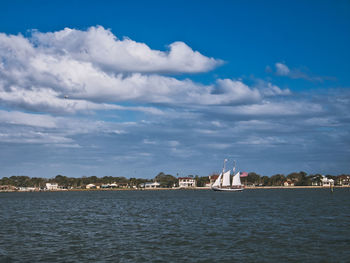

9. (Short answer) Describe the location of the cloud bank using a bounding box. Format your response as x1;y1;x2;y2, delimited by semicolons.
1;26;285;113
0;26;348;177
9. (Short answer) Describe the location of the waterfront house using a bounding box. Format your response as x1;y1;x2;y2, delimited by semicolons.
46;183;59;190
18;187;37;192
178;177;196;188
147;182;160;188
86;184;96;189
141;182;160;188
283;180;295;186
321;176;334;187
312;175;334;186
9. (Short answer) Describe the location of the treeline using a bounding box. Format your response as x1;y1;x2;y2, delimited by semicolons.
0;172;208;188
0;175;146;188
0;171;348;188
243;171;349;186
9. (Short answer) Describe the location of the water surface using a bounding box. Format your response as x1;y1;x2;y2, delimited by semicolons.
0;189;349;262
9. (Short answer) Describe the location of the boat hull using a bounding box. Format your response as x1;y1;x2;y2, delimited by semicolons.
211;186;243;192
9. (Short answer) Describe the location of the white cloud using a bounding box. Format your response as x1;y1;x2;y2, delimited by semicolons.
274;62;325;82
213;101;323;117
31;26;222;74
0;110;57;128
237;136;287;145
275;62;290;76
205;143;231;149
262;83;291;96
0;130;74;144
0;28;265;113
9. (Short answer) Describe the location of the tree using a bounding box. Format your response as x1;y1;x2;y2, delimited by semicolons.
288;171;309;186
155;172;177;188
195;176;209;187
261;176;270;186
247;172;261;185
270;174;285;186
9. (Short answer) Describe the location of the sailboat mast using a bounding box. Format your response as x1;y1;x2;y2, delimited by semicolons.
221;159;227;187
223;159;227;174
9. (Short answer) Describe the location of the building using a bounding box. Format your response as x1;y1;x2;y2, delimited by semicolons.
18;187;36;192
46;183;59;190
141;182;160;188
321;176;334;187
86;184;96;189
312;175;334;186
283;180;295;186
178;177;196;188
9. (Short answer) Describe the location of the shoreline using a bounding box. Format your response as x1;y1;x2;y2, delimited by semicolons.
0;185;349;193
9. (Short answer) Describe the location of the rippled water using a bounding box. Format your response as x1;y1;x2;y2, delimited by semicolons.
0;189;349;262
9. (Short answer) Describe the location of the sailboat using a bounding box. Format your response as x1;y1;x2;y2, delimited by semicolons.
211;159;244;192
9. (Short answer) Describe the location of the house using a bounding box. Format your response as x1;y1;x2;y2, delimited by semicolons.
283;180;295;186
18;187;36;192
86;183;96;189
141;182;160;188
178;177;196;188
46;183;59;190
321;176;334;187
312;175;334;186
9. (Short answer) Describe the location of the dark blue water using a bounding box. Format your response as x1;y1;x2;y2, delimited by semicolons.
0;189;349;262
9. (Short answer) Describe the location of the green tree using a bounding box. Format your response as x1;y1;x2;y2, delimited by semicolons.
247;172;261;185
270;174;285;186
195;176;209;187
155;172;177;188
261;176;270;186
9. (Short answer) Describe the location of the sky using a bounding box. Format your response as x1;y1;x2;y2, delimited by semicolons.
0;0;349;178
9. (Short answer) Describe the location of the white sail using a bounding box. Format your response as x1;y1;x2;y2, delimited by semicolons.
212;173;222;187
222;170;231;187
232;172;241;186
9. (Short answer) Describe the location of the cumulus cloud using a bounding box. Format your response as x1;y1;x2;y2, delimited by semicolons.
275;62;290;76
261;83;291;96
31;26;223;74
0;27;269;113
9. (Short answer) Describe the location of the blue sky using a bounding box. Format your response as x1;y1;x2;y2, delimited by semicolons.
0;0;349;178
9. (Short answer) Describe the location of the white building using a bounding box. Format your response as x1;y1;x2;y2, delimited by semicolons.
86;184;96;189
178;177;196;188
142;182;160;188
46;183;59;190
321;176;334;187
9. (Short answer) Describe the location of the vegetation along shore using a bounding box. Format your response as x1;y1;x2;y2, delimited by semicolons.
1;171;349;192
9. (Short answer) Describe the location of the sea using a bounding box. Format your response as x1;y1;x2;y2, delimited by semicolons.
0;189;349;262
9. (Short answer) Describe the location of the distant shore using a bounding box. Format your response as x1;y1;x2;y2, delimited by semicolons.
1;185;349;193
